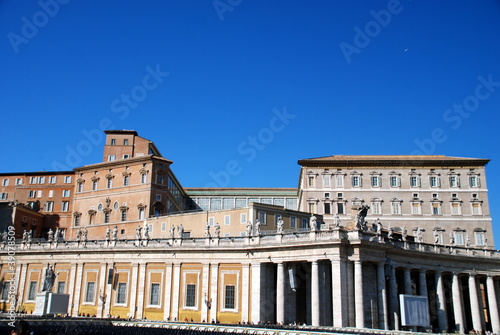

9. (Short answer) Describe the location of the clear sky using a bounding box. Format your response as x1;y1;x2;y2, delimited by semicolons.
1;1;499;246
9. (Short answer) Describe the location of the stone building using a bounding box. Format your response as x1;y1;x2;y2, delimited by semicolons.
0;130;498;334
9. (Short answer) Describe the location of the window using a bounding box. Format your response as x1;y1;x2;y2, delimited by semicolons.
64;176;72;183
111;139;116;145
235;198;247;208
104;211;110;223
240;213;247;224
474;231;485;246
224;215;230;225
62;201;69;212
156;174;163;184
108;155;116;162
451;203;461;215
74;214;81;226
92;180;98;191
371;176;380;187
371;201;382;215
47;190;53;198
123;154;130;159
185;284;196;307
410;176;420;187
123;175;130;186
77;182;84;192
150;283;160;306
449;175;459;188
225;285;236;309
28;281;38;301
37;190;42;198
45;201;54;212
1;282;10;301
469;176;479;187
323;175;330;188
430;176;440;187
351;176;361;187
57;281;66;294
39;177;46;184
0;193;7;200
223;198;234;209
308;202;315;213
454;232;464;245
121;210;127;221
336;174;344;188
138;208;145;220
63;190;70;197
308;176;315;187
2;179;9;186
432;203;441;215
124;139;129;145
301;218;308;229
324;203;331;214
116;283;127;304
49;176;57;184
390;176;400;187
107;178;113;189
15;178;22;185
337;203;345;214
411;202;422;215
471;202;482;215
258;212;266;224
141;173;147;184
85;282;95;303
391;201;401;215
290;216;296;228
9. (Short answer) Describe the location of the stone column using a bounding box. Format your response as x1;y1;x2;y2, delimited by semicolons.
377;262;388;330
171;263;181;321
354;260;364;328
404;268;412;295
311;260;320;327
209;263;219;323
419;270;427;297
72;263;84;317
250;262;261;323
389;266;399;330
163;263;173;321
331;258;348;327
104;264;114;317
452;273;465;333
347;261;355;326
97;263;107;317
128;264;139;319
486;276;500;334
241;263;250;323
276;262;285;325
435;271;448;332
17;263;27;307
469;274;483;332
201;263;210;322
136;264;147;319
66;263;77;316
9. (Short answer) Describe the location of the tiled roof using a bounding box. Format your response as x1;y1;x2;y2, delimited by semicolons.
298;155;489;167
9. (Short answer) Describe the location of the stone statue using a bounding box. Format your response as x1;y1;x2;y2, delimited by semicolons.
333;214;340;228
434;232;440;244
54;228;60;242
105;197;111;208
254;220;261;236
309;214;317;231
143;226;150;240
82;227;88;242
47;228;54;242
375;218;382;236
22;230;29;243
246;221;253;236
416;227;424;243
205;222;211;238
449;232;455;245
276;216;284;234
105;227;111;241
169;225;175;239
42;265;56;292
214;222;220;238
112;226;118;240
2;231;7;243
355;205;370;230
136;226;142;240
465;234;470;247
387;224;394;239
401;226;407;242
76;227;82;241
177;224;184;238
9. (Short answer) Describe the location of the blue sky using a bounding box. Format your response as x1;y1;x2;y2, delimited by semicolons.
1;1;500;246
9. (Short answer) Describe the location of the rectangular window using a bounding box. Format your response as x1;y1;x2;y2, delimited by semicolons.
124;139;129;145
308;176;315;187
77;182;84;192
104;212;110;223
28;281;38;301
46;201;54;212
390;176;399;187
371;176;380;187
108;155;116;162
2;179;9;186
352;176;360;187
411;202;421;215
336;174;344;188
49;176;57;184
430;176;439;187
301;218;308;229
451;203;461;215
155;194;161;201
63;190;70;197
337;203;344;214
224;215;231;226
454;232;464;245
16;178;23;185
116;283;127;304
123;154;130;159
323;175;330;188
474;232;485;246
85;282;95;303
410;176;419;187
223;198;234;209
185;284;196;307
107;178;113;188
371;202;381;215
469;176;479;187
449;176;459;187
0;193;7;200
74;215;80;226
150;283;160;306
121;210;127;221
39;177;46;184
62;201;69;212
308;203;315;213
124;176;130;186
240;213;247;224
141;173;147;184
210;198;222;210
391;202;401;215
111;139;116;145
1;282;10;301
37;190;42;198
235;198;247;208
57;281;66;294
138;208;145;220
48;190;54;198
290;216;296;228
28;190;36;198
258;211;266;224
156;174;163;184
64;176;72;183
92;180;98;191
324;203;331;214
225;285;235;309
432;203;441;215
472;203;482;215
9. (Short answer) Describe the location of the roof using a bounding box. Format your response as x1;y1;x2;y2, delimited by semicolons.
104;130;138;136
298;155;490;167
184;187;298;196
